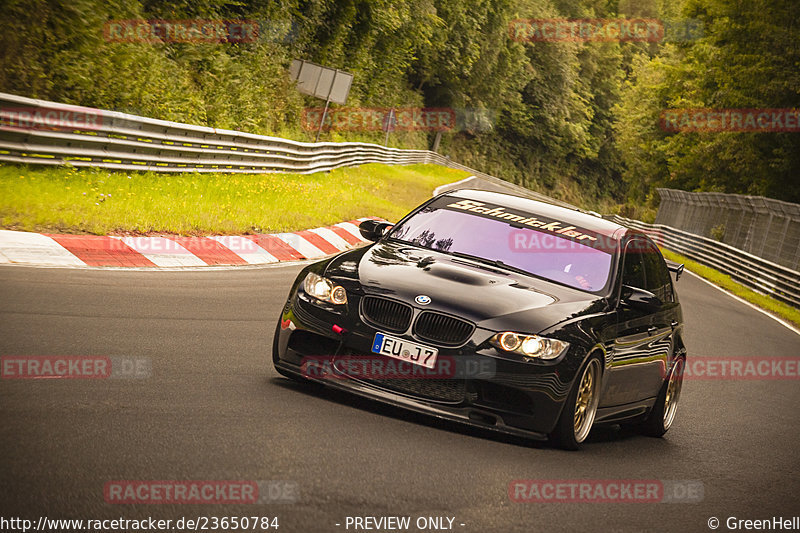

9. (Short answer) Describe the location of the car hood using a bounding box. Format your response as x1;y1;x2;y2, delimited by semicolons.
325;241;606;334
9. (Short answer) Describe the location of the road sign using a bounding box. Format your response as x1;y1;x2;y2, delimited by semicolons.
290;59;354;141
290;59;353;105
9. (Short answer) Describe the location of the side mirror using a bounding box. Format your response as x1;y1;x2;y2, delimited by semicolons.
621;285;662;313
359;220;394;242
666;260;685;281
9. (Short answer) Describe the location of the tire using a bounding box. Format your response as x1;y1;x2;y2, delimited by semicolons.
550;355;603;450
640;357;684;437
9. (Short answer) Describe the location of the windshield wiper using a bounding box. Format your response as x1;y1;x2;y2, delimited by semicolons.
449;251;534;277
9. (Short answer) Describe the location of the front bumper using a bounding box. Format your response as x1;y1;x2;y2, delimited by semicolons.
273;287;583;440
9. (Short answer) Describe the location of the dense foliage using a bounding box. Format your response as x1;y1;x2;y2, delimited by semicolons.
1;0;797;205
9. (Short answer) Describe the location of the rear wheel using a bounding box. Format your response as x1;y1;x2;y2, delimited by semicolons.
640;357;684;437
550;355;602;450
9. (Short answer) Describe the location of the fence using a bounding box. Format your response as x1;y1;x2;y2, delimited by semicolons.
656;188;800;271
610;215;800;308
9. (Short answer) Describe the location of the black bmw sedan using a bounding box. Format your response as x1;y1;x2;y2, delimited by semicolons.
273;189;686;449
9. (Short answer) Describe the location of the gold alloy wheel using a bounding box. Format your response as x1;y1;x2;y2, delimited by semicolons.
573;358;601;443
663;359;684;430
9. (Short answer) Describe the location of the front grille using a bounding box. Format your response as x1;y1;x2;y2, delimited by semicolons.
364;378;466;403
361;296;413;333
413;311;475;346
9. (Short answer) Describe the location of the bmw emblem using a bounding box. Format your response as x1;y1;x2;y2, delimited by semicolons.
415;295;432;305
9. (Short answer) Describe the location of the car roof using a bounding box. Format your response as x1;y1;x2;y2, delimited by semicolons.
441;188;627;239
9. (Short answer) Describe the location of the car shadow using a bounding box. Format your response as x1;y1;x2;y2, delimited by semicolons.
268;376;654;451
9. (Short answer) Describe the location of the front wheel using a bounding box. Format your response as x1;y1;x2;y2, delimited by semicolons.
550;356;602;450
640;357;684;437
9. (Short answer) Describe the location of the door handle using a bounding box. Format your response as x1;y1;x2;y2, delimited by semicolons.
647;326;658;336
670;320;679;329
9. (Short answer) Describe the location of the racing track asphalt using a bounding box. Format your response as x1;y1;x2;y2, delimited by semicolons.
0;264;798;532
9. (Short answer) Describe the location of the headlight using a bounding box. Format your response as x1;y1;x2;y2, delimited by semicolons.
302;272;348;305
489;332;569;360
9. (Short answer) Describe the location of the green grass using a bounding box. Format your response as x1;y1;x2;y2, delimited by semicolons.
0;163;469;235
661;248;800;328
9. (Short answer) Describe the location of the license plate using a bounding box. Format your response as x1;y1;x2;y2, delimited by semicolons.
371;333;438;369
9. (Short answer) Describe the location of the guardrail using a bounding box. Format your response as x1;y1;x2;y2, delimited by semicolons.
0;92;574;208
0;92;434;174
610;215;800;308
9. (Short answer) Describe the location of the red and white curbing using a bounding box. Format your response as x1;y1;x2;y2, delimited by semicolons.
0;218;378;268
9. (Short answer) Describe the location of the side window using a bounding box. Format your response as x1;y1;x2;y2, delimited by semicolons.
621;240;646;290
642;241;674;303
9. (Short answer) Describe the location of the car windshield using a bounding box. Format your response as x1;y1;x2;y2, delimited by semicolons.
388;203;615;293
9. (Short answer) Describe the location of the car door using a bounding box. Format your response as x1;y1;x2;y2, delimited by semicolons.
639;239;680;396
600;237;663;407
